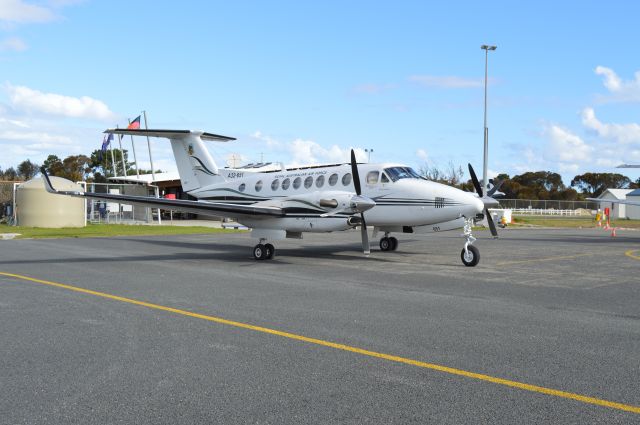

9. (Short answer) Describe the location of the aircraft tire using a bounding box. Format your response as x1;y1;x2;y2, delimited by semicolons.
379;237;390;251
389;237;398;251
265;243;275;259
461;245;480;267
253;244;267;260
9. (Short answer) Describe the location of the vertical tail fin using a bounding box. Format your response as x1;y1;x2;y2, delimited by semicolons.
104;129;235;192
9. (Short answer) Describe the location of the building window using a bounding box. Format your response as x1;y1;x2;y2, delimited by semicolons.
366;171;379;184
304;176;313;189
238;183;246;192
282;178;290;190
255;180;263;192
293;177;302;189
342;173;352;186
271;179;279;191
328;173;338;186
315;175;325;188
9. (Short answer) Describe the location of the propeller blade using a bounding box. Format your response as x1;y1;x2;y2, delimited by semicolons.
468;163;483;197
360;213;370;255
350;149;362;196
485;208;499;238
487;179;504;197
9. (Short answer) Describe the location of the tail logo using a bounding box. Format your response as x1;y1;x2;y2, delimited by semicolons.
187;144;194;155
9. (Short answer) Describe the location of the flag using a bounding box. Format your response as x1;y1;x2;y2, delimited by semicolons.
99;133;113;161
128;115;141;129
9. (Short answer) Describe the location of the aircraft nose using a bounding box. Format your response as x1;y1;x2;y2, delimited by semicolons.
462;191;484;217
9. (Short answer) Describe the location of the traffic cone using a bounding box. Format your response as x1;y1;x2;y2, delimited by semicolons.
611;227;617;237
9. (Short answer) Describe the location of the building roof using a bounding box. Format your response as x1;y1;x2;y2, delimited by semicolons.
627;188;640;197
108;172;181;185
597;188;633;200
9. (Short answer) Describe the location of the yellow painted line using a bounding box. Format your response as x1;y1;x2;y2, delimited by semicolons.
497;253;594;266
625;250;640;260
1;271;639;415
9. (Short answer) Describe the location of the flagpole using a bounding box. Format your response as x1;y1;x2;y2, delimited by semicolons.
142;110;156;182
127;118;141;180
116;125;127;177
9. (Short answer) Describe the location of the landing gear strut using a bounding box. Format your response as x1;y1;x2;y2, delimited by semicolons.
379;233;398;252
460;217;480;266
253;239;275;260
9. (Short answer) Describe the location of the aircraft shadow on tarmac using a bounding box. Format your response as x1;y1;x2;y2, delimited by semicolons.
0;238;405;266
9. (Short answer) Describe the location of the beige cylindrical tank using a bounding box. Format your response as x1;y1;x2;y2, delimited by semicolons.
16;177;85;228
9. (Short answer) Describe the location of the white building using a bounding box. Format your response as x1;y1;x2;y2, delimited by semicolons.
594;189;633;219
626;188;640;219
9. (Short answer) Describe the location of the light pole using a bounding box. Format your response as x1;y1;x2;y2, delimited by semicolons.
481;44;496;193
365;148;374;163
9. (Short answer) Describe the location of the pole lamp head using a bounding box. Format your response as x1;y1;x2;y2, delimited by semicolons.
481;45;497;51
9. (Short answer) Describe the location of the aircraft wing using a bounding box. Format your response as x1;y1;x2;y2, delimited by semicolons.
587;197;640;207
41;169;283;219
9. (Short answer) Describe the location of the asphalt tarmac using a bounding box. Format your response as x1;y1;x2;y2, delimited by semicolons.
0;227;639;424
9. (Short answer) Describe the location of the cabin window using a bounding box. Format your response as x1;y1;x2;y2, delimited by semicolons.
238;183;246;192
304;176;313;188
255;180;263;192
315;175;325;188
328;173;338;186
366;171;379;184
293;177;302;189
282;178;290;190
381;173;390;183
342;173;352;186
271;179;279;191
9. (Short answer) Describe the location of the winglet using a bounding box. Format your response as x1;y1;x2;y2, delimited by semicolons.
40;167;57;194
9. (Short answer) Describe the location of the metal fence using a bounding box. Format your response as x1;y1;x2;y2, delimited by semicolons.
85;182;160;224
497;199;599;212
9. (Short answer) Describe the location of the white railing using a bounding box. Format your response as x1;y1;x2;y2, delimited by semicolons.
510;208;585;216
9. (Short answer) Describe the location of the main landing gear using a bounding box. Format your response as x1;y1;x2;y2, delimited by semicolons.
253;239;275;260
379;234;398;252
460;217;480;267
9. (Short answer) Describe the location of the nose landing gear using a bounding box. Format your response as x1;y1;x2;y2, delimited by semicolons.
461;217;480;267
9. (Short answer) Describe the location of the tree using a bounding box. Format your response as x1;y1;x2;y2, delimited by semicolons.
570;173;631;197
1;167;18;181
17;159;39;180
42;155;63;176
419;162;465;187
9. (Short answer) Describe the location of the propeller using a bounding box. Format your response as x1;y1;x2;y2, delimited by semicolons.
468;163;498;238
351;149;370;255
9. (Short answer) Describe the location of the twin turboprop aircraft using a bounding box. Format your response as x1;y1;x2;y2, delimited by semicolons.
41;128;500;266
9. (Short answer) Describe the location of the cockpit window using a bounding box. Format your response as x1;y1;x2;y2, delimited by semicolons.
381;173;390;183
384;167;423;182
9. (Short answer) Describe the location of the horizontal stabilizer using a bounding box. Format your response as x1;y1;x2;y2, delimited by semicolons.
104;128;235;142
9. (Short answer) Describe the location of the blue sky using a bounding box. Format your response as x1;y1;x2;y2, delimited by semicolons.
1;0;639;183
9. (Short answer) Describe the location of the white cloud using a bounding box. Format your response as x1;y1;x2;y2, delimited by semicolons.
0;0;56;23
416;148;428;162
594;66;640;102
350;83;397;95
288;138;366;167
0;36;27;51
545;124;592;162
409;75;483;89
251;130;281;148
581;107;640;144
5;83;116;121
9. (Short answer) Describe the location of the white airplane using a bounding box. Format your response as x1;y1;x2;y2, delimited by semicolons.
41;128;500;266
